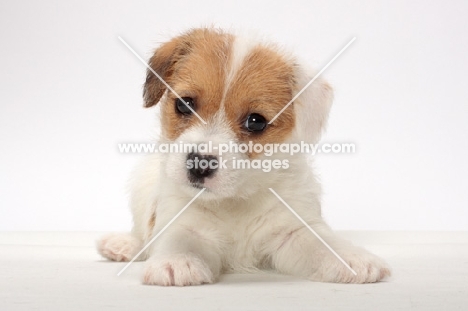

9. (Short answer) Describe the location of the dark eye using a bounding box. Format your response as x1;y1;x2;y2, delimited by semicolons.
175;97;195;115
244;113;267;132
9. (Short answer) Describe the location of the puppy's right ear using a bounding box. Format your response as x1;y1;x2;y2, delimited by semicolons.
143;36;192;108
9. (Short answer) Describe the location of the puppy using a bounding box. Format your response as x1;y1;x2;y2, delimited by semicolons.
98;28;391;286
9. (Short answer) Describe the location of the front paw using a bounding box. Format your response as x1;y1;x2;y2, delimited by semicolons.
97;233;142;262
143;253;215;286
314;248;392;284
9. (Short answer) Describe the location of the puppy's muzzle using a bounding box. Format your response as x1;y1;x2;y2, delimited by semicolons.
186;152;218;184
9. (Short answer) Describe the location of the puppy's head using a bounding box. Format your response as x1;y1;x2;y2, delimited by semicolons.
144;28;333;199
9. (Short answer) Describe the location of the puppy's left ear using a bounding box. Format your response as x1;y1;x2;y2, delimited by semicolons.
293;68;334;143
143;35;192;108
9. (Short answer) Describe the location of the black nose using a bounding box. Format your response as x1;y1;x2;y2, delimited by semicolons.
187;152;218;182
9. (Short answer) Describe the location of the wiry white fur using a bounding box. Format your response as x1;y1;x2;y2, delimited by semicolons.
97;31;391;286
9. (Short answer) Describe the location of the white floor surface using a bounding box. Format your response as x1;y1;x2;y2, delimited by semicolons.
0;231;467;310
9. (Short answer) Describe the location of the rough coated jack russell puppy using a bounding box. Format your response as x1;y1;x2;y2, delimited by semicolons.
97;28;391;286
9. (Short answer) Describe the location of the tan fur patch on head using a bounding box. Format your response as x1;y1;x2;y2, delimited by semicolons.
145;28;234;141
145;29;296;149
223;45;296;154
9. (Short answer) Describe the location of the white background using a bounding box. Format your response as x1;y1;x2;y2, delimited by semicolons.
1;0;467;231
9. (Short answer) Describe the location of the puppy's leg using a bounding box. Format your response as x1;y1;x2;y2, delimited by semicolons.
97;154;160;262
97;233;143;262
142;209;224;286
271;222;391;283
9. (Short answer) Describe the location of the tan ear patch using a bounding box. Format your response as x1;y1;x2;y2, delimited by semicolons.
143;35;192;108
156;29;234;140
